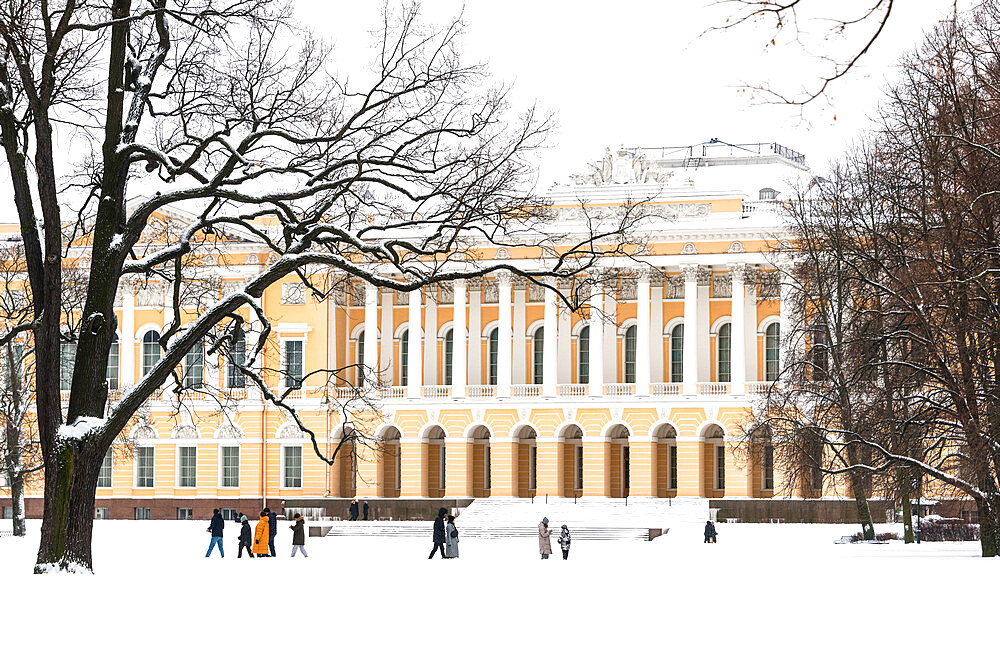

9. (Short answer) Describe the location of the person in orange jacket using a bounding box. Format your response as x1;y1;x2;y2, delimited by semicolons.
252;510;271;556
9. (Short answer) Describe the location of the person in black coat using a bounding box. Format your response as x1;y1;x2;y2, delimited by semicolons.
362;500;369;521
704;520;718;543
237;514;254;558
428;507;447;559
349;499;360;521
205;508;225;558
265;507;278;556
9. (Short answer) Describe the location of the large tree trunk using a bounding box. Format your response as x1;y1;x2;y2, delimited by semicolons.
977;495;1000;558
34;444;101;573
845;443;876;540
900;487;914;544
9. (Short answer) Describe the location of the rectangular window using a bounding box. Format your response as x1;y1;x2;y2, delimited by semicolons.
444;332;453;386
97;450;113;488
283;445;302;488
669;445;678;489
623;446;630;493
716;445;726;491
2;506;12;519
60;342;76;390
107;341;119;390
221;446;240;488
227;332;247;388
485;445;492;490
763;445;774;490
134;507;151;520
578;332;589;384
94;507;110;520
178;446;197;488
533;333;544;385
177;507;193;520
283;340;304;387
487;331;498;385
400;333;408;386
440;445;447;490
575;445;584;490
183;343;204;388
530;445;538;490
135;446;154;488
221;508;238;521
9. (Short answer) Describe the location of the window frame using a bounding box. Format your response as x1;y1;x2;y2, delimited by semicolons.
60;341;77;390
717;322;732;383
282;339;305;388
443;329;454;386
670;324;684;383
716;444;726;491
623;325;637;384
107;335;119;390
182;341;204;388
135;446;154;488
226;328;247;389
764;322;780;381
221;445;240;488
577;326;590;384
487;327;499;385
177;446;197;488
283;445;303;489
97;449;113;488
532;326;545;385
141;330;161;377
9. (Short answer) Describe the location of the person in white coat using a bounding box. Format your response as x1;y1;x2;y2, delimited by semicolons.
445;514;459;558
538;517;552;559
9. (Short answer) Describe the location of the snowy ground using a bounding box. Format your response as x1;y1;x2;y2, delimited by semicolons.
0;519;995;658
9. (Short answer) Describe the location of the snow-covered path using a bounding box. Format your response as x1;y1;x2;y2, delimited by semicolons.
0;519;994;658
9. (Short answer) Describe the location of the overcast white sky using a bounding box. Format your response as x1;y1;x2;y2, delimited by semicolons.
295;0;964;188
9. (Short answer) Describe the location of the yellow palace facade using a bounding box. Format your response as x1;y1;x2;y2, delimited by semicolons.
3;142;839;522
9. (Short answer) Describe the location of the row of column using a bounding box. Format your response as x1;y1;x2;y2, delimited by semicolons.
361;264;764;396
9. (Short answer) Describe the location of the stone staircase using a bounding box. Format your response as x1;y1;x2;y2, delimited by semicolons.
321;497;711;542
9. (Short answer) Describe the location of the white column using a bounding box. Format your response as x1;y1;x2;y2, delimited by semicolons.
697;268;711;383
681;265;699;396
603;280;616;383
364;284;379;387
497;272;513;397
744;266;759;383
424;291;438;386
543;278;558;397
407;288;423;398
380;289;394;385
636;269;651;396
468;281;482;385
452;281;467;397
512;278;526;385
650;275;663;384
557;288;571;385
729;264;747;395
120;281;136;387
588;279;604;396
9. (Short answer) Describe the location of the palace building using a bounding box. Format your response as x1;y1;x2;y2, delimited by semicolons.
4;140;865;522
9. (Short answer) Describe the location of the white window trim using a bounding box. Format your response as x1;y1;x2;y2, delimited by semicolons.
219;445;241;489
176;445;197;489
134;445;154;488
282;444;304;490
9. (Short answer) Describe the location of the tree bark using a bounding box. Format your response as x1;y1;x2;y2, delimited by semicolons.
977;496;1000;558
900;485;914;544
34;443;101;572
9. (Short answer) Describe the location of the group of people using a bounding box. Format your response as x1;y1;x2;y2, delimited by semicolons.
426;510;573;560
429;507;460;558
348;499;369;521
704;520;718;543
204;507;309;558
537;517;572;560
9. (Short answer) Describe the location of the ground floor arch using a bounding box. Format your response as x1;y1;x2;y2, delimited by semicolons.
512;425;538;498
606;423;631;498
652;422;678;497
469;424;491;497
702;423;727;497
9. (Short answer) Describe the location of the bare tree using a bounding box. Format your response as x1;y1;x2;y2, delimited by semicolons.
0;2;647;572
745;2;1000;556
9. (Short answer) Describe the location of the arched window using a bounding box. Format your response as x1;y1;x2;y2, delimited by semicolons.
400;330;408;386
623;325;637;383
765;322;780;381
577;326;589;384
357;330;366;386
670;324;684;382
444;329;454;386
107;334;119;390
717;322;731;383
227;327;247;389
532;327;544;384
183;341;204;388
487;328;498;385
141;330;161;377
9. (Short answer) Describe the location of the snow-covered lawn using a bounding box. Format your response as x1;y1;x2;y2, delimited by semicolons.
0;519;995;658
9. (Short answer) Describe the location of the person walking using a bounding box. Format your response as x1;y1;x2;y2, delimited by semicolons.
205;508;225;558
558;524;571;560
428;507;447;559
265;507;278;556
289;513;308;558
445;514;459;559
363;500;369;521
252;510;270;557
704;520;718;543
538;517;552;559
237;514;254;558
349;499;360;521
